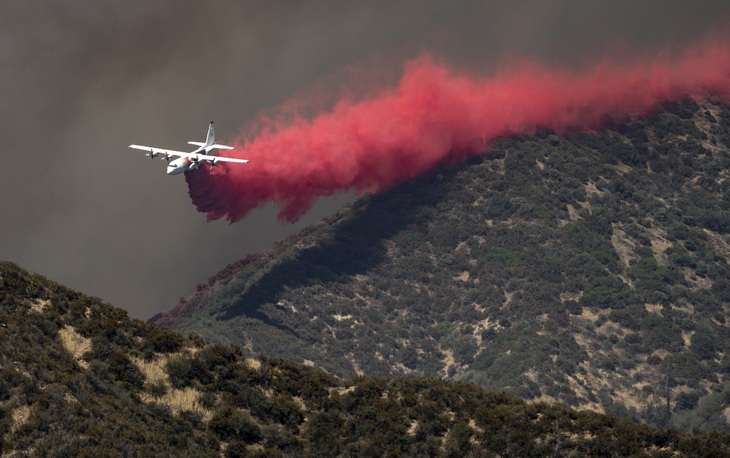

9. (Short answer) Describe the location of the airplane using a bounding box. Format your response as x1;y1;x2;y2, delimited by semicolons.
129;122;248;175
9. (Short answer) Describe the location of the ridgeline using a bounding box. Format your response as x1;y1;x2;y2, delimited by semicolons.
1;261;729;456
156;98;730;433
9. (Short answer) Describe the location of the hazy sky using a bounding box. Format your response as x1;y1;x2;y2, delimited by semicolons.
2;1;729;319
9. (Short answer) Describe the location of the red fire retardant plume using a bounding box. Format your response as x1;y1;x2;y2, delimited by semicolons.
187;38;730;223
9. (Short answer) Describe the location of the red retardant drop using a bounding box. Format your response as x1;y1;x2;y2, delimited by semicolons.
187;36;730;223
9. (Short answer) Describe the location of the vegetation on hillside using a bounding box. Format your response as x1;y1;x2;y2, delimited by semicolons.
1;261;729;456
158;98;730;433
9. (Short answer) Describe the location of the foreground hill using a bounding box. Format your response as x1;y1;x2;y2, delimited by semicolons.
156;98;730;432
4;262;729;456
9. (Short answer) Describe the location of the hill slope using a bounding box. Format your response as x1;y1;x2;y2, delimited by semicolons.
156;98;730;432
5;262;730;456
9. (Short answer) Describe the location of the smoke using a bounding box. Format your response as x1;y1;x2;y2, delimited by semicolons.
187;34;730;223
4;1;730;318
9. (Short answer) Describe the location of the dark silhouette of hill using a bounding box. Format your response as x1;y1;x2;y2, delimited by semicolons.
4;262;729;456
156;98;730;433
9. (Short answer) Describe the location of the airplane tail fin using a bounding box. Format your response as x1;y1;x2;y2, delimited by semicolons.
205;121;234;156
195;121;234;154
205;121;216;146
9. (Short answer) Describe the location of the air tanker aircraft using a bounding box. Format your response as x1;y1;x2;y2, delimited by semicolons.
129;122;248;175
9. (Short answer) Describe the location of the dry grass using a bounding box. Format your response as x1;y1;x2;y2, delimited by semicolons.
564;373;602;412
350;355;365;377
682;331;694;347
58;326;91;369
652;349;669;360
682;267;714;291
142;387;212;421
671;302;695;314
566;204;581;222
472;316;501;347
131;355;169;385
611;228;637;268
64;392;80;405
407;420;419;437
440;348;456;377
579;307;601;323
647;227;672;265
584;181;604;198
612;385;647;412
29;298;50;314
502;291;515;309
131;354;213;421
560;291;583;303
615;161;633;174
330;386;356;397
11;405;32;432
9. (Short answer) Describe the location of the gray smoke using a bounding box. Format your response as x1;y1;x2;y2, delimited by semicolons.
2;0;728;318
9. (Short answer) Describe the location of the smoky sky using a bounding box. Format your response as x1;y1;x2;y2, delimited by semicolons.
2;0;729;319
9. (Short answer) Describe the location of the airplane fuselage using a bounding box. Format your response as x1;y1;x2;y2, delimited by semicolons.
167;156;193;175
166;147;214;174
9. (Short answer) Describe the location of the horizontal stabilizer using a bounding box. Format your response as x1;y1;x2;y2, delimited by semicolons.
209;144;235;150
188;141;206;147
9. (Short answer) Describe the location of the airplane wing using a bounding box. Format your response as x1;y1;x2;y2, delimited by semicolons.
129;145;188;159
184;152;249;164
129;145;248;163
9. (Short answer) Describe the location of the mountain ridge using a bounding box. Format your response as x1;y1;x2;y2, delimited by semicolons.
6;261;730;456
155;98;730;432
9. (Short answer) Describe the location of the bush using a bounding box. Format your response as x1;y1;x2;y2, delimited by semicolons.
146;326;184;353
165;355;192;388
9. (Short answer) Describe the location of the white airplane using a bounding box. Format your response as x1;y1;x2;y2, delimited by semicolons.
129;122;248;175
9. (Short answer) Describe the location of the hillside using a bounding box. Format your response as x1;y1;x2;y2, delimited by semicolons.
4;262;730;456
155;98;730;432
